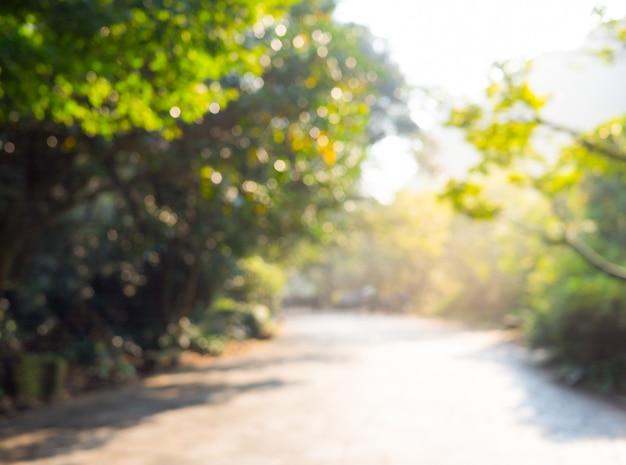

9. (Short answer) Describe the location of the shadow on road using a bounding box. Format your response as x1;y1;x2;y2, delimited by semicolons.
461;339;626;443
0;377;293;463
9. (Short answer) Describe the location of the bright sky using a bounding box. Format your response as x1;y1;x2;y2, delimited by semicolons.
333;0;626;202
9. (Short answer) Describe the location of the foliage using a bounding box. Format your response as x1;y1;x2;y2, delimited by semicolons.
225;256;287;312
0;0;417;406
0;0;293;138
443;14;626;391
288;186;542;321
200;297;274;340
527;250;626;391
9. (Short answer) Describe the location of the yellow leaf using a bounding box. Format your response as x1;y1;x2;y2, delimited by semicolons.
321;146;335;165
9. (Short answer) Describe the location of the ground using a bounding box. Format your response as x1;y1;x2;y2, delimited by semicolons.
2;310;626;465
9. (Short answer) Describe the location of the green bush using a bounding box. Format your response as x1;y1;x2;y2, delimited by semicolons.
528;269;626;392
12;353;43;406
10;353;69;406
227;256;287;312
41;355;69;402
201;297;274;340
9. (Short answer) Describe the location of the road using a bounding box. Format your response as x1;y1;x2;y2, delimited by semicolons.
2;310;626;465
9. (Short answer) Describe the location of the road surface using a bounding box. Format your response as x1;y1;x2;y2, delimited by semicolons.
2;310;626;464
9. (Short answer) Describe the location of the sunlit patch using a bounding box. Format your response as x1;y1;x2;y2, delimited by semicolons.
210;171;223;184
253;22;266;39
242;180;258;193
271;39;283;51
275;24;287;37
316;106;328;118
169;106;181;118
293;34;306;49
317;134;329;147
611;123;622;136
274;159;287;172
256;147;269;163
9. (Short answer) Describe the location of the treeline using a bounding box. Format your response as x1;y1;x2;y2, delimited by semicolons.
0;0;416;409
300;14;626;394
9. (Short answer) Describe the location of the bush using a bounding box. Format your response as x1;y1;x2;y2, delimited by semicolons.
8;353;69;407
226;256;287;312
201;297;275;340
528;268;626;392
12;353;43;406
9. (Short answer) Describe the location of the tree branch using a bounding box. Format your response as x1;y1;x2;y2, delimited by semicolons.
563;231;626;281
536;117;626;163
506;218;626;282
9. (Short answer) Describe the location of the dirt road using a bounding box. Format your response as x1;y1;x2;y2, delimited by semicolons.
2;310;626;464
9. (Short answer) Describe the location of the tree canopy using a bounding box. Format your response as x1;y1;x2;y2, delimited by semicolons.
0;0;419;406
443;15;626;280
0;0;299;138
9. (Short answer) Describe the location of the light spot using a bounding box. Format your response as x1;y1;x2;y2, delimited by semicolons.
293;34;306;49
271;39;283;51
274;159;287;172
210;171;223;184
317;46;328;58
275;24;287;37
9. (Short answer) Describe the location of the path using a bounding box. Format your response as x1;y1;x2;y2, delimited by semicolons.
2;310;626;464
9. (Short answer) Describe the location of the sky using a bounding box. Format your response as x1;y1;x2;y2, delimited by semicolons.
332;0;626;203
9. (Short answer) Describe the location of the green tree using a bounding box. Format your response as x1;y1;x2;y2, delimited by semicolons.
0;0;296;298
443;13;626;390
0;0;417;359
0;0;292;137
443;14;626;280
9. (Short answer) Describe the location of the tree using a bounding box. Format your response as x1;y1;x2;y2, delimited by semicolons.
0;0;293;137
443;14;626;281
0;0;417;358
0;0;298;298
441;13;626;389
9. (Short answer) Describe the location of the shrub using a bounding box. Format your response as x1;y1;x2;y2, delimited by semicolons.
201;297;274;340
8;353;69;406
528;266;626;392
226;256;287;312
